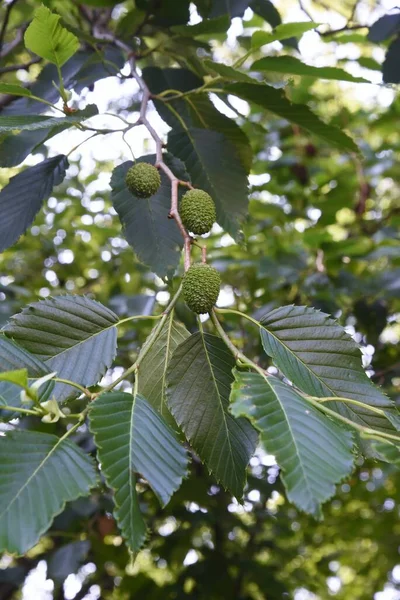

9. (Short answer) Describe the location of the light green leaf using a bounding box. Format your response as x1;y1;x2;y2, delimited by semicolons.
251;56;370;83
24;5;79;68
0;369;28;388
252;22;320;48
230;370;354;518
225;82;358;153
166;332;258;499
138;314;189;425
0;430;97;554
258;305;396;433
0;84;33;98
168;127;249;240
204;59;254;82
90;392;188;552
4;295;118;401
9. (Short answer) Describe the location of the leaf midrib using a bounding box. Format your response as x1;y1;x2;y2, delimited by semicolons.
263;376;317;511
200;332;238;487
0;435;66;520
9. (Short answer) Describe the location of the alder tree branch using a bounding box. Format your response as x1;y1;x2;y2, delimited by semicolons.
130;58;194;271
93;33;197;271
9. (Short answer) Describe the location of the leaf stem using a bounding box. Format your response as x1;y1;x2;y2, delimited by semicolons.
100;286;182;393
53;378;93;398
0;405;41;416
311;396;388;417
210;310;266;377
303;395;400;444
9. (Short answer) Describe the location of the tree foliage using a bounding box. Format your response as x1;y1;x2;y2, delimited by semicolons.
0;0;399;598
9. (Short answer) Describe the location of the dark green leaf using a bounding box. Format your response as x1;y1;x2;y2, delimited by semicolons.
90;392;188;551
0;155;69;252
230;371;354;518
250;0;281;27
166;332;258;499
371;439;400;465
0;337;53;415
0;431;97;554
259;305;396;433
138;314;189;424
171;15;230;36
226;82;359;152
47;541;90;582
168;128;249;239
368;13;400;43
143;67;252;172
209;0;250;18
110;155;186;278
383;38;400;84
4;295;118;401
252;56;369;83
0;105;99;132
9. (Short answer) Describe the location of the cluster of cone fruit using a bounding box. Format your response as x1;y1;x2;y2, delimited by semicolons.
125;162;220;314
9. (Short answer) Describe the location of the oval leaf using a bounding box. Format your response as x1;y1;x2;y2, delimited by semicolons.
166;332;258;499
24;5;79;68
230;370;355;518
4;295;118;401
110;155;185;278
0;155;69;252
259;305;395;433
0;430;97;555
90;392;188;551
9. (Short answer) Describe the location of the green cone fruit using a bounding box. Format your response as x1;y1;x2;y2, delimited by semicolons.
182;263;221;314
125;162;161;198
179;189;216;235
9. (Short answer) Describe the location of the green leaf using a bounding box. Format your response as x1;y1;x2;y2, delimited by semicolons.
0;105;97;168
138;314;189;424
225;82;359;153
110;155;186;278
143;67;252;172
258;305;395;433
0;155;69;252
370;439;400;465
209;0;250;18
90;392;188;552
0;105;99;133
252;22;320;48
0;337;54;414
250;0;281;27
0;84;33;98
383;38;400;84
204;59;254;82
251;56;370;83
24;5;79;68
0;430;97;554
171;15;230;36
166;332;258;499
4;295;118;401
0;369;28;388
230;370;354;518
168;128;249;239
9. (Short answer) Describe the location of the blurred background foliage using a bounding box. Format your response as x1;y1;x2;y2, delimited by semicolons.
0;0;399;598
